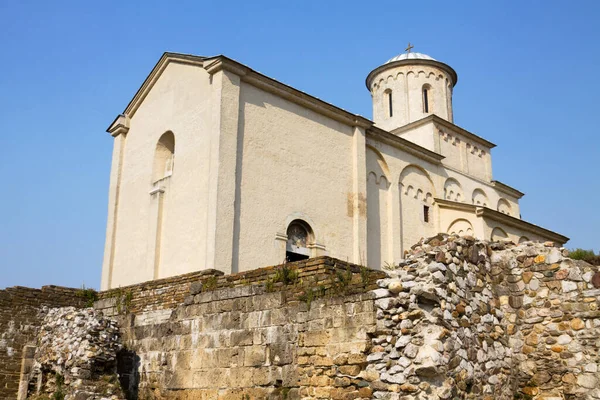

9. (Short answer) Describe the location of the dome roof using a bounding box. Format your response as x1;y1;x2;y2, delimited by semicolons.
385;52;436;64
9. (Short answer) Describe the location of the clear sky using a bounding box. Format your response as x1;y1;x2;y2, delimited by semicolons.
1;0;598;290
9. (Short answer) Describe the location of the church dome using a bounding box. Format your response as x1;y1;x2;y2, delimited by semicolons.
385;52;436;64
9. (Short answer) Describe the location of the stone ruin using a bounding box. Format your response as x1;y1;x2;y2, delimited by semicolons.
24;307;123;400
4;234;600;399
368;235;600;399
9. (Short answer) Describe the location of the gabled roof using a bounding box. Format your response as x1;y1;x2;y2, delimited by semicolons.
107;52;373;132
391;114;496;149
117;52;207;125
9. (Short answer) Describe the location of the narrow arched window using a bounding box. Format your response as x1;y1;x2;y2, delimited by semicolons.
384;89;393;118
422;86;430;113
286;220;313;262
152;131;175;183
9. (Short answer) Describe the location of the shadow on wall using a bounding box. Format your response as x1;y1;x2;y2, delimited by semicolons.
117;349;140;400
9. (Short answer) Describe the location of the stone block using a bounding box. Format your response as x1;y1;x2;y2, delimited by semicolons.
244;346;266;367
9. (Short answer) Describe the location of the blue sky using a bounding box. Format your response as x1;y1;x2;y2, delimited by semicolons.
1;0;598;289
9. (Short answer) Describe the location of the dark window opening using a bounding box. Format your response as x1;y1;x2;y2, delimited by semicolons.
423;205;430;223
423;88;429;113
388;91;393;117
286;220;313;262
286;251;309;262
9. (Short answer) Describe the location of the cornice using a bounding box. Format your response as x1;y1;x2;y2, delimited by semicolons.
107;114;130;137
215;55;372;129
491;180;524;199
366;58;458;90
391;115;496;149
366;126;444;165
435;198;477;212
478;207;569;244
203;57;248;77
435;198;569;244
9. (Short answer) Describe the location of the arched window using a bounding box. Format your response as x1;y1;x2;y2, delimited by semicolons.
384;89;393;118
286;220;313;262
152;131;175;183
422;85;431;113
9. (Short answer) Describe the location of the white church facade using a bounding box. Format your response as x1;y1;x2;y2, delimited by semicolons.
100;49;567;290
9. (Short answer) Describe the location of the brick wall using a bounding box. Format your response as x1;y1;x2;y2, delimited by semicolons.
0;286;85;399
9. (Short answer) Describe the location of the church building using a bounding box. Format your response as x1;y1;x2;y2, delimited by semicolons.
100;48;567;290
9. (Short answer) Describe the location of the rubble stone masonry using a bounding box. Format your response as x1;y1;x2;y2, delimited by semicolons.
0;286;86;399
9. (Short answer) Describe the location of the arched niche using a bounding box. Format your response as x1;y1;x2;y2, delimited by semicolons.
447;219;474;237
519;236;530;244
497;198;512;216
286;219;314;262
471;188;489;207
399;164;435;202
152;131;175;183
443;178;464;202
491;227;509;241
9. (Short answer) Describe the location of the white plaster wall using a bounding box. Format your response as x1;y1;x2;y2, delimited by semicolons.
366;147;390;269
109;63;214;287
234;82;356;271
371;65;453;131
397;123;436;152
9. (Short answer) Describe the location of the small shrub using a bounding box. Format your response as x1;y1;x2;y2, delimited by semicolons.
110;288;134;314
203;276;218;291
330;266;352;295
569;248;600;265
77;285;98;307
265;278;275;293
359;265;371;288
273;265;298;286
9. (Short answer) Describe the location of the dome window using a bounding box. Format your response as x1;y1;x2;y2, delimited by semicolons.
384;89;393;118
422;85;431;113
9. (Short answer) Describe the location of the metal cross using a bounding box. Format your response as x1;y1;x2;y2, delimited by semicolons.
405;42;414;53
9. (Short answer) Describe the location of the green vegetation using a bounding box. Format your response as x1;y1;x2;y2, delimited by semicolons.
77;285;98;307
569;248;600;265
273;264;299;285
52;373;65;400
203;276;218;291
109;287;134;314
359;264;372;288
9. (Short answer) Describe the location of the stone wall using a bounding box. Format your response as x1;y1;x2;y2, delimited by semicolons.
3;244;600;399
0;286;86;399
95;257;386;399
366;235;600;399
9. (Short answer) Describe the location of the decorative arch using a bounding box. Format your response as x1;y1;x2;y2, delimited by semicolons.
367;146;391;269
366;146;390;183
399;164;435;201
471;188;489;207
447;219;474;236
443;178;464;202
399;164;437;254
491;227;509;241
518;236;530;244
497;198;512;215
152;131;175;183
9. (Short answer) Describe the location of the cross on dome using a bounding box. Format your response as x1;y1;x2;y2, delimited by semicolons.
405;42;414;53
